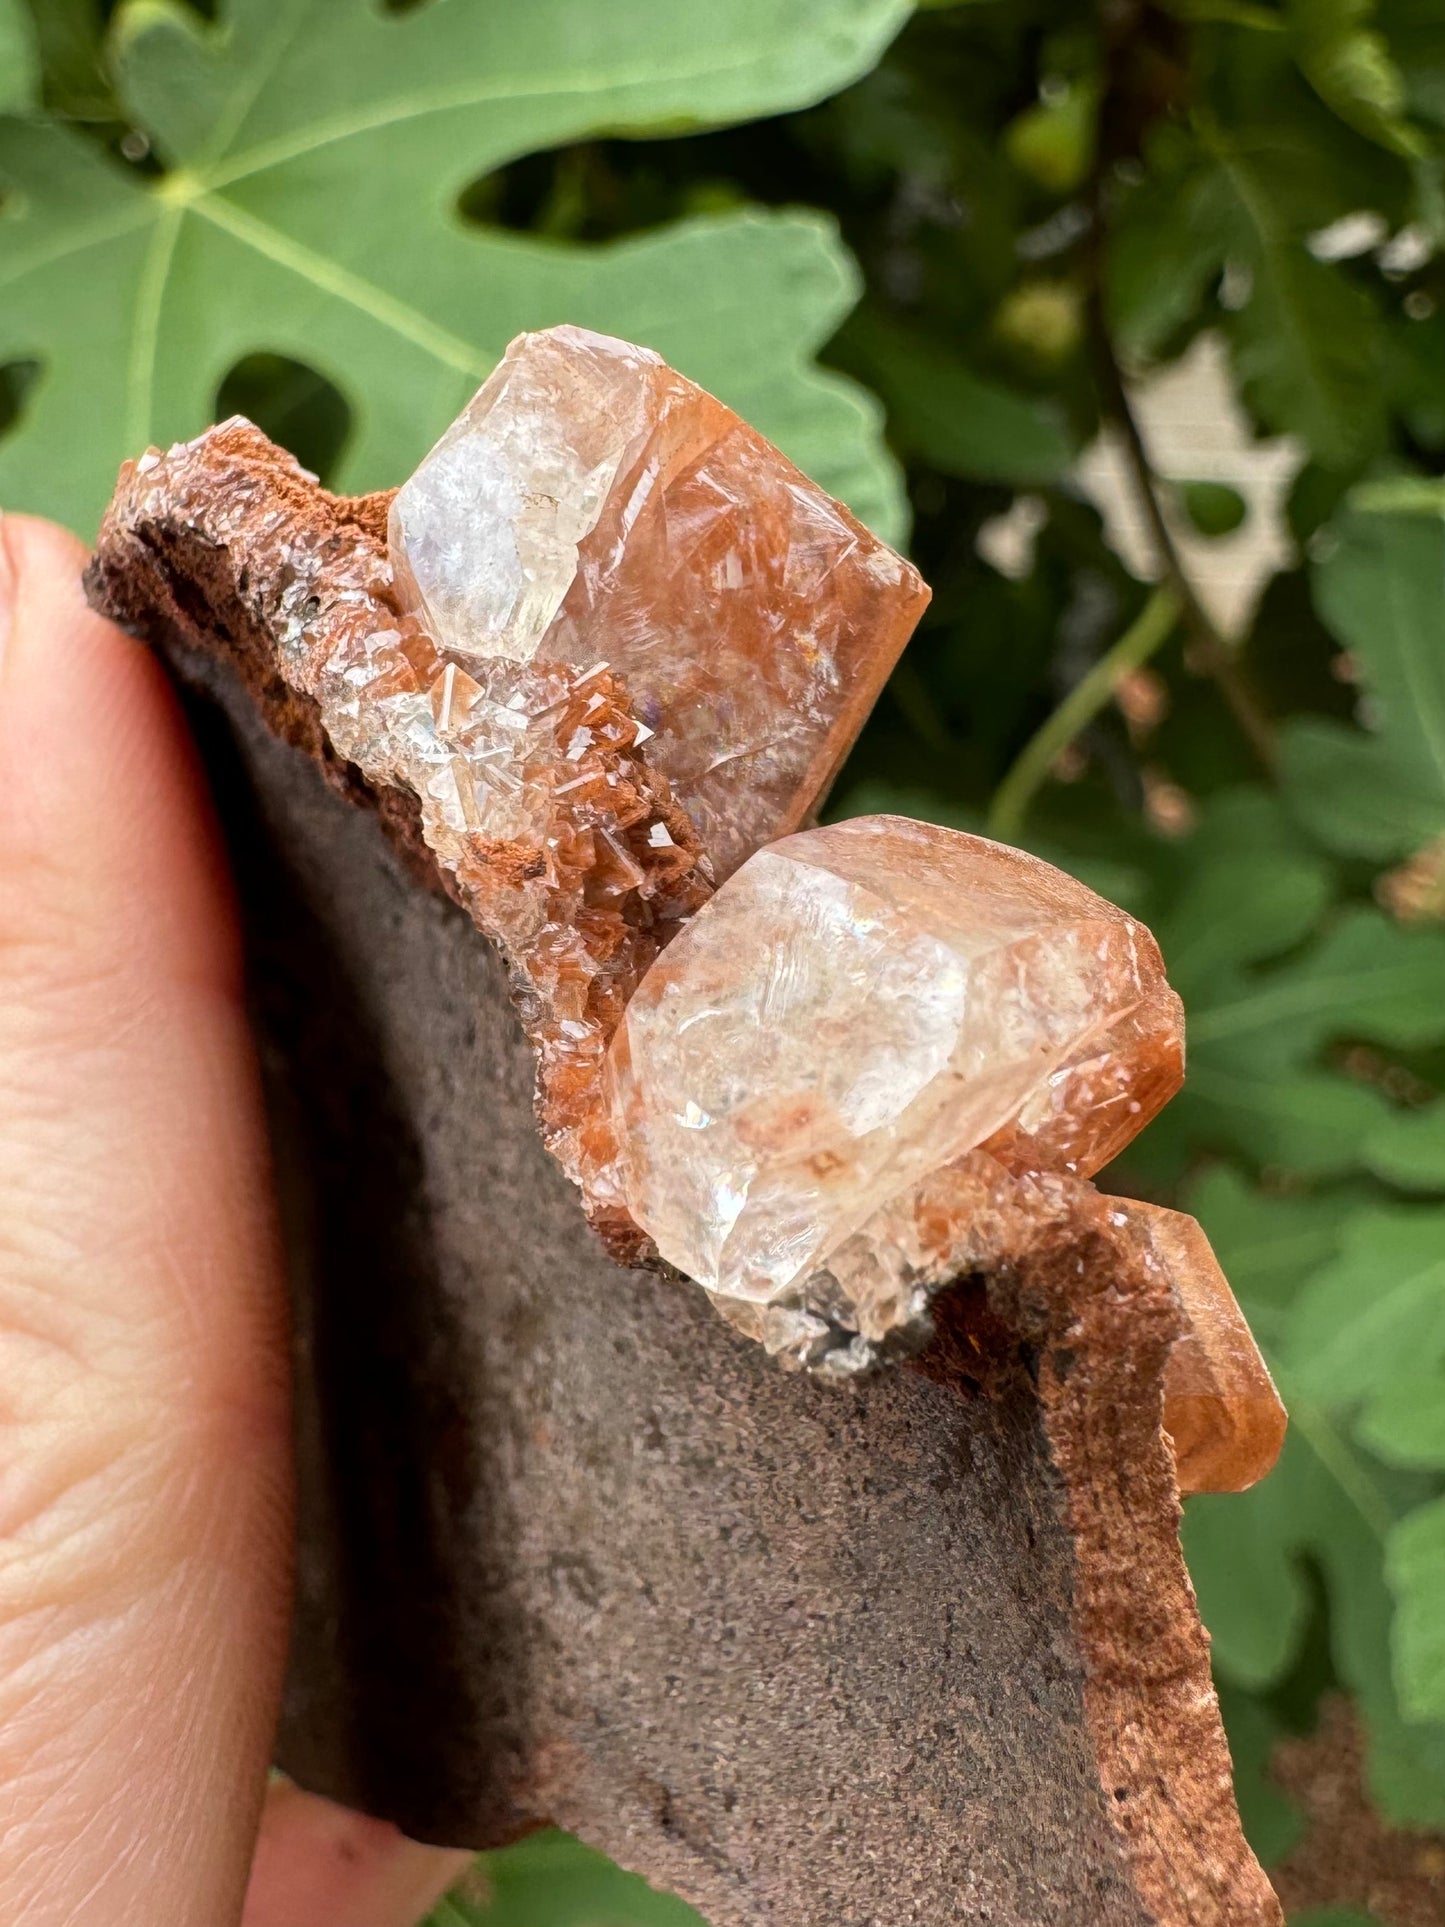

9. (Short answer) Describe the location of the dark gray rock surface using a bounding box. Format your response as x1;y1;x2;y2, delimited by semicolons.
183;652;1147;1926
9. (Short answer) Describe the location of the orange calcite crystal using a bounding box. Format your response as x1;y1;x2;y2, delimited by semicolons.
1128;1203;1288;1493
609;810;1285;1478
608;816;1186;1370
389;326;930;880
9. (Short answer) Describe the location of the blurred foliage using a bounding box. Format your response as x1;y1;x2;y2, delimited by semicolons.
7;0;1445;1920
428;1832;705;1927
0;0;909;535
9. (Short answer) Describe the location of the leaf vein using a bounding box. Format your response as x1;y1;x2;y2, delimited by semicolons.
190;192;496;377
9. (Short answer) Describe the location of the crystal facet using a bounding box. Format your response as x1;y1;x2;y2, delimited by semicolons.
608;815;1184;1362
389;326;930;880
1129;1202;1288;1493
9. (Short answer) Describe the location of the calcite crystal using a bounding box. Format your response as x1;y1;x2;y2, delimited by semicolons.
389;326;930;880
609;812;1281;1488
1131;1203;1288;1493
608;816;1185;1367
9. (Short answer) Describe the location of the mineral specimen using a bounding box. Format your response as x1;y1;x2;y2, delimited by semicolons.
95;326;928;1254
608;814;1281;1489
92;368;1279;1499
86;421;1287;1925
608;814;1187;1368
389;325;930;881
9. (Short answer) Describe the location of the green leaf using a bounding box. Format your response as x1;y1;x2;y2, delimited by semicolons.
0;0;911;536
1188;1412;1445;1825
1184;1474;1313;1687
1188;908;1445;1064
1289;0;1424;155
1158;1167;1445;1824
427;1831;705;1927
1156;790;1334;990
1154;1067;1394;1179
1181;1173;1445;1825
1286;1205;1445;1404
1365;1102;1445;1192
838;308;1074;486
1215;1685;1305;1866
1291;1911;1387;1927
1358;1374;1445;1466
1281;511;1445;863
1106;145;1234;359
1147;893;1445;1179
1112;125;1389;460
1119;795;1445;1178
1387;1496;1445;1721
1222;191;1387;471
1180;478;1249;537
0;0;38;112
1385;0;1445;128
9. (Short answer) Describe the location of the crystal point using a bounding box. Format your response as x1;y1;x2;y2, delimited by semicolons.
1129;1203;1288;1493
390;326;930;880
608;815;1184;1359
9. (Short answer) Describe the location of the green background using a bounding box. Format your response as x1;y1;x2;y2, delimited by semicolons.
6;1;1445;1919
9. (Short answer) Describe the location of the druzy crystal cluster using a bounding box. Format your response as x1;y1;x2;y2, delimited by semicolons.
378;323;928;1229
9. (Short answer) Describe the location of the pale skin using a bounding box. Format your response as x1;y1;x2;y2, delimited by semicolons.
0;515;473;1926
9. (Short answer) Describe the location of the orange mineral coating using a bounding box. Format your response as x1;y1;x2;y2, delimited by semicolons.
1127;1202;1287;1494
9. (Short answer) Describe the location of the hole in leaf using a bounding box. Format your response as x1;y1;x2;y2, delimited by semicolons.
1179;479;1247;540
214;354;351;486
0;360;41;440
456;152;568;234
378;0;435;13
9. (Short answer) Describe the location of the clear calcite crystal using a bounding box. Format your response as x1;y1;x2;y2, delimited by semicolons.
389;325;930;880
1129;1203;1288;1493
608;815;1185;1364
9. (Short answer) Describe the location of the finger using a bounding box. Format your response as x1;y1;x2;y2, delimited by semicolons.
243;1781;475;1927
0;516;292;1924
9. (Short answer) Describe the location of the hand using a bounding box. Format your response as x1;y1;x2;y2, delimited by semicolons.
0;516;473;1925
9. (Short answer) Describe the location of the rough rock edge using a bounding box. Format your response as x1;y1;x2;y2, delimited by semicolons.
86;426;1280;1927
87;421;710;1267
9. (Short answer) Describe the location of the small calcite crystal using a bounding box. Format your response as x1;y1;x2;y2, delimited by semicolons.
389;325;930;880
1130;1203;1288;1493
608;815;1184;1367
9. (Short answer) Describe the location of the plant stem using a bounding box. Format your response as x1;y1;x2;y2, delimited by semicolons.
987;583;1180;842
1089;307;1279;773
